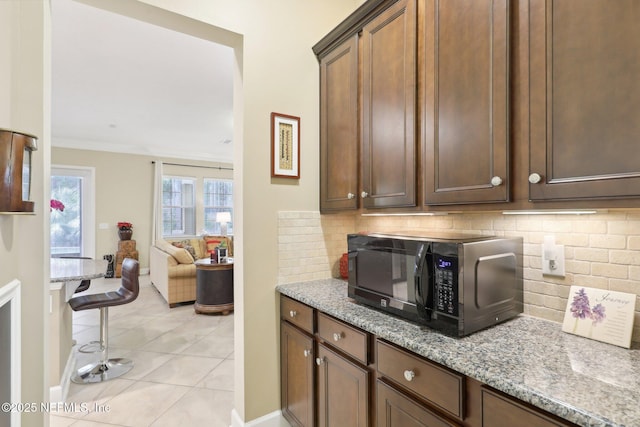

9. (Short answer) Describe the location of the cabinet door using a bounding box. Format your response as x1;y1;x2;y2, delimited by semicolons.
317;344;369;427
362;0;417;208
377;380;459;427
320;35;359;212
422;0;509;205
281;322;315;427
529;0;640;201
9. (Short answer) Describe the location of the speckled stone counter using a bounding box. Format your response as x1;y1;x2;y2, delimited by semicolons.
276;279;640;427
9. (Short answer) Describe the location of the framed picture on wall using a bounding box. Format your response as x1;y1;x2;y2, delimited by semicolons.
271;112;300;179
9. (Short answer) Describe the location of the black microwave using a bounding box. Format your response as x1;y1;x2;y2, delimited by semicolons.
347;231;523;337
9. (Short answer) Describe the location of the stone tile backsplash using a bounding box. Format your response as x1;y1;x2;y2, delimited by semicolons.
278;210;640;343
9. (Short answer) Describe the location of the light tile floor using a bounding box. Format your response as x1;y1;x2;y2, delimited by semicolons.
50;275;234;427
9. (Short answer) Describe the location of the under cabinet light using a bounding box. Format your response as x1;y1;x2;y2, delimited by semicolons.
502;210;603;215
361;212;449;217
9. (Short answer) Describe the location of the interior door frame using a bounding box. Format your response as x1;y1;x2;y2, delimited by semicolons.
50;165;96;259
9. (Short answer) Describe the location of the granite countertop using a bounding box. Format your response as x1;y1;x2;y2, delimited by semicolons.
50;257;108;283
276;279;640;427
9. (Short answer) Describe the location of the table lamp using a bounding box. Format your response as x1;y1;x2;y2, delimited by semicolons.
216;211;231;236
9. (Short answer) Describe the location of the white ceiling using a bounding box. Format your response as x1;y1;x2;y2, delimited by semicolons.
51;0;235;163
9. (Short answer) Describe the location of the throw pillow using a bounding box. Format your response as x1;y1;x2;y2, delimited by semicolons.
173;240;198;260
204;237;223;254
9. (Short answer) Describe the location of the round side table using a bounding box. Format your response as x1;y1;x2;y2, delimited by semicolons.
194;259;234;315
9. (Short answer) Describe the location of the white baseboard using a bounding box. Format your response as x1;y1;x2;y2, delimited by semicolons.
50;349;76;402
230;408;290;427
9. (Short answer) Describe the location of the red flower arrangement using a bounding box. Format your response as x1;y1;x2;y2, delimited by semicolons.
117;222;133;230
50;199;65;212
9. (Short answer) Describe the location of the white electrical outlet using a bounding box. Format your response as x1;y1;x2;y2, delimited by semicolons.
542;235;565;277
99;223;109;229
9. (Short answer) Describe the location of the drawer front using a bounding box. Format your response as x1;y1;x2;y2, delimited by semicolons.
376;340;464;419
377;380;460;427
317;312;369;365
281;296;314;334
482;387;576;427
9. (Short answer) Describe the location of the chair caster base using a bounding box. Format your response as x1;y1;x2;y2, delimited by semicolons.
71;358;133;384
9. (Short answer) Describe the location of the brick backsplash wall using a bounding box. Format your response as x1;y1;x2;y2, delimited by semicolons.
278;210;640;343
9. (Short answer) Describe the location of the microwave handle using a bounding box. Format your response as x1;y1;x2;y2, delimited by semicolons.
414;244;429;318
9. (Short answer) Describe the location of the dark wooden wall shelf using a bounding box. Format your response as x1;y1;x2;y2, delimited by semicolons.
0;129;37;214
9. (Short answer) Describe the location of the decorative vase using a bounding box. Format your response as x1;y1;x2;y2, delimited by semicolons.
118;229;133;240
339;253;349;279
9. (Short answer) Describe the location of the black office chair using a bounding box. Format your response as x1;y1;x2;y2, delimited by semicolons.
69;258;140;384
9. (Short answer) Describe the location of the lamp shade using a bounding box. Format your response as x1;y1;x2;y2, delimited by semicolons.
216;212;231;223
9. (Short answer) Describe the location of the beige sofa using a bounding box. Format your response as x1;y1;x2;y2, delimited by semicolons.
149;236;232;307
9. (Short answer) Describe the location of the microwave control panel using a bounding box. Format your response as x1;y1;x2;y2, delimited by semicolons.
434;255;458;317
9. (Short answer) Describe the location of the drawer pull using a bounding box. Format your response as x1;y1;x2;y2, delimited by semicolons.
333;332;343;342
316;357;326;366
347;192;355;199
303;349;311;358
403;370;416;382
289;310;297;318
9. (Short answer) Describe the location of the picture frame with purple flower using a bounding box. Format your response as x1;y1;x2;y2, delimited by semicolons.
561;285;636;348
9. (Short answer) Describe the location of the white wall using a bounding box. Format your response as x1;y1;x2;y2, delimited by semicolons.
0;2;50;426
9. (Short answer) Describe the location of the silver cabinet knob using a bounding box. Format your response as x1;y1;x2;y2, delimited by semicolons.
528;173;542;184
490;176;503;186
347;192;355;199
303;349;311;358
361;191;369;198
315;357;325;366
403;370;416;382
333;332;342;342
289;310;297;318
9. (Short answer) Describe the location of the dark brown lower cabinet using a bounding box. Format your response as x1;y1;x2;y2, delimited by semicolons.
281;321;315;427
377;380;459;427
481;387;575;427
317;344;370;427
279;294;579;427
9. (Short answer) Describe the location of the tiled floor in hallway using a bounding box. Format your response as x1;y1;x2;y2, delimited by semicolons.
50;274;234;427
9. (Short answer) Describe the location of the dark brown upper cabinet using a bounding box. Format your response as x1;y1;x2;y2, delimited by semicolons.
361;0;417;209
422;0;510;205
319;35;359;212
528;0;640;201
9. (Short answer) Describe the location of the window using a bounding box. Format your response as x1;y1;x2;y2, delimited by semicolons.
50;167;95;258
204;179;233;234
162;177;195;236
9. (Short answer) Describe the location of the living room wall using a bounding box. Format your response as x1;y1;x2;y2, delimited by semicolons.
51;147;232;271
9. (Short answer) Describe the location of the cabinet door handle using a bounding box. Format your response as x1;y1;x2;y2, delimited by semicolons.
528;173;542;184
361;191;369;198
347;192;355;199
403;370;416;382
332;332;342;342
490;176;503;186
316;357;326;366
303;349;311;358
289;310;297;318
